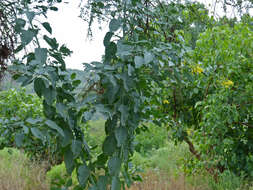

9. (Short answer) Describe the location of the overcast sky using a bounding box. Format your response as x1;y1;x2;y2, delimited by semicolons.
47;0;250;70
47;1;106;70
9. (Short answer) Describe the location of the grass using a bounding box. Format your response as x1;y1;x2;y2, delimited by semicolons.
0;148;49;190
1;120;253;190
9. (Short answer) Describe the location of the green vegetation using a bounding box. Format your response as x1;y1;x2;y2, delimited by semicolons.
0;0;252;189
0;148;49;190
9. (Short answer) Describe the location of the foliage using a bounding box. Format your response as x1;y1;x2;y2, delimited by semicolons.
0;88;61;165
135;123;167;154
2;0;252;189
186;19;253;176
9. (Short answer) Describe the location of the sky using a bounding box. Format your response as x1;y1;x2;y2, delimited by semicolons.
47;1;106;70
47;0;251;70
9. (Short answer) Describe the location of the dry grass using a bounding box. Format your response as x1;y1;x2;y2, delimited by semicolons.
0;148;50;190
127;171;210;190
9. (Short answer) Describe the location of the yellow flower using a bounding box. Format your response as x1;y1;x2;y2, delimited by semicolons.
192;66;204;74
163;100;169;104
222;80;234;88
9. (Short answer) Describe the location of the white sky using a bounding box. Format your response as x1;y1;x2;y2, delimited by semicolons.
47;1;106;70
47;0;252;70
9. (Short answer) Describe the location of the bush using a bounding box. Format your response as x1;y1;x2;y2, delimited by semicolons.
135;123;168;155
0;88;60;165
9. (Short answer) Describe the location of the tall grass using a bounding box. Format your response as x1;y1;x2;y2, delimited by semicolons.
0;148;49;190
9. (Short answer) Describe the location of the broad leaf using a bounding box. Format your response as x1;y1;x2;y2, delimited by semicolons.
45;120;65;137
15;133;25;147
111;176;121;190
71;140;82;158
35;48;48;64
115;127;127;147
31;127;44;140
43;86;56;105
77;164;90;187
64;148;74;175
108;157;121;176
109;19;121;32
103;32;113;47
134;56;144;68
102;135;117;156
34;78;46;97
144;52;154;64
21;30;34;45
42;22;52;34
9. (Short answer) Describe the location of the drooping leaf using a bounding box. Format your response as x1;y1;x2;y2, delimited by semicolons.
42;22;52;34
56;103;68;120
105;42;117;61
109;19;121;32
144;52;154;64
97;176;108;190
26;11;35;22
115;127;127;147
35;48;48;64
71;140;82;158
118;105;129;126
134;56;144;68
43;86;56;105
21;30;34;45
34;78;46;97
15;133;25;147
104;32;114;47
31;127;44;140
102;135;117;156
64;148;74;175
45;120;65;137
77;164;90;187
108;157;121;176
111;176;121;190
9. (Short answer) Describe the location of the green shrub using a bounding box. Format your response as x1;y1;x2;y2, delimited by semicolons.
135;123;168;154
0;88;60;165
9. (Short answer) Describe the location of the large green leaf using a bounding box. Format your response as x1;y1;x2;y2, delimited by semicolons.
111;176;121;190
42;22;52;34
15;18;26;33
45;120;65;137
77;164;90;187
15;133;25;147
103;32;113;47
105;42;117;61
21;30;34;45
64;148;74;175
34;77;47;97
144;52;154;64
109;19;121;32
118;105;128;126
43;35;59;49
102;135;117;156
108;157;121;176
97;176;108;190
31;127;44;140
35;48;48;64
134;56;144;68
43;86;56;105
115;127;127;147
71;140;82;158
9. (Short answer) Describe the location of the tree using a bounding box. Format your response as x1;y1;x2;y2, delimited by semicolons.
1;0;252;189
